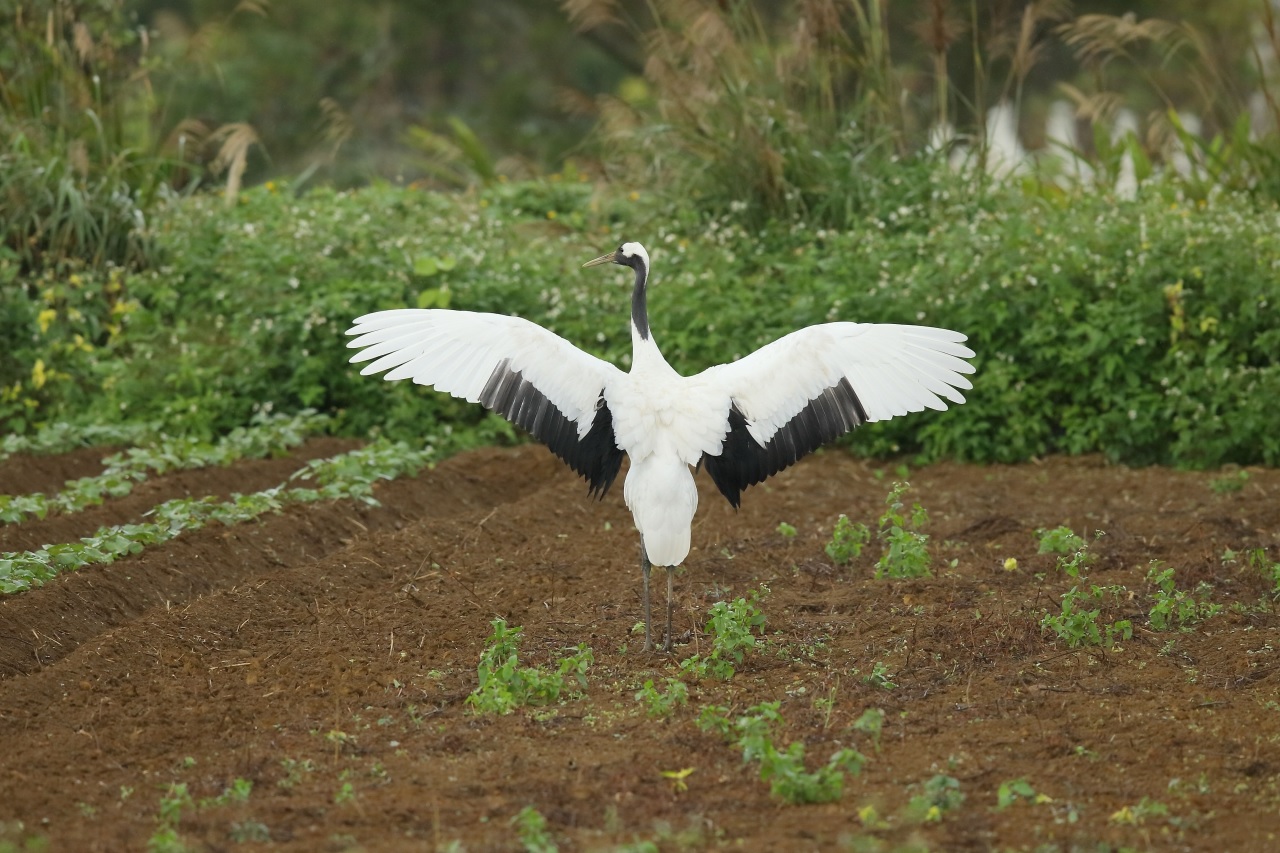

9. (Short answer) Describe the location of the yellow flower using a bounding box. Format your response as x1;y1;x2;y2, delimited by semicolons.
31;359;47;390
37;308;57;334
547;210;558;220
1003;557;1018;571
628;191;640;202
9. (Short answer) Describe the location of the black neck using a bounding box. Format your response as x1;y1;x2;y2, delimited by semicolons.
630;259;649;341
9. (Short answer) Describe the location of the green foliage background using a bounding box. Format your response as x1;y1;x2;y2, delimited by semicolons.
7;173;1279;467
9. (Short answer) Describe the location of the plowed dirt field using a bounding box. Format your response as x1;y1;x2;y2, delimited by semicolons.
1;440;1278;851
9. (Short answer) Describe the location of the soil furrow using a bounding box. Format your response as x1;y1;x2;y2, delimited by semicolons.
0;444;563;679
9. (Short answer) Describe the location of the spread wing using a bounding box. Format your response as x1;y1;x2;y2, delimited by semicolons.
695;323;975;507
347;309;628;498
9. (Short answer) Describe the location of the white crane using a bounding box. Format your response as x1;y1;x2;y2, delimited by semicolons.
346;242;975;651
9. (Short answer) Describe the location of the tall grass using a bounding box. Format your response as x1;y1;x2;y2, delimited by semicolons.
569;0;1280;225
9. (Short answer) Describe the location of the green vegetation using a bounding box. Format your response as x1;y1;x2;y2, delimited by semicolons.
0;440;433;594
1037;526;1086;555
825;515;870;565
513;806;557;853
0;410;326;524
873;483;931;580
904;774;965;823
1041;584;1134;649
1147;563;1223;630
697;702;867;805
634;678;688;718
466;619;593;715
680;587;767;680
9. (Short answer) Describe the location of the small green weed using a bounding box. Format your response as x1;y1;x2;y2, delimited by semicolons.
278;758;316;789
776;521;798;539
698;702;865;805
513;806;557;853
228;821;271;843
1245;548;1280;597
873;483;930;579
634;678;688;718
680;587;767;679
1037;526;1085;555
466;619;593;715
858;662;897;691
1146;563;1222;630
995;778;1050;810
147;783;194;853
1109;797;1170;826
904;774;965;823
1210;470;1249;494
825;515;869;564
1041;585;1133;648
851;708;885;752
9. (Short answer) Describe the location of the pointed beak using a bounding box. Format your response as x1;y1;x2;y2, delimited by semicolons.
582;252;615;269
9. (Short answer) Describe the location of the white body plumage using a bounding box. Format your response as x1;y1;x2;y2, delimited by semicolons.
347;241;975;649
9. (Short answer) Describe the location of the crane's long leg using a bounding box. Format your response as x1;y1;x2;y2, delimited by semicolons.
640;540;653;652
663;568;674;652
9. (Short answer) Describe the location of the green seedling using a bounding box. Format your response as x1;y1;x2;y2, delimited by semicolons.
825;515;869;564
635;678;688;718
995;778;1050;810
1209;470;1249;494
1037;525;1085;555
776;521;797;539
1146;563;1222;629
466;619;593;715
905;774;964;823
851;708;885;752
859;662;897;691
874;483;931;579
698;702;866;805
513;805;557;853
680;587;767;679
1041;584;1133;648
1109;797;1170;826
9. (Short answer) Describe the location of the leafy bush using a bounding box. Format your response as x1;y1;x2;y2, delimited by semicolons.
4;175;1279;471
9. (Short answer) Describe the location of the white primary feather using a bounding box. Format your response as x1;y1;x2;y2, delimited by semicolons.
347;309;624;439
696;322;974;447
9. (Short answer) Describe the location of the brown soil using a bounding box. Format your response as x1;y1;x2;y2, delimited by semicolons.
0;444;1278;852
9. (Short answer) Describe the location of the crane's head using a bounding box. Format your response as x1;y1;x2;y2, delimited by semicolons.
583;241;649;273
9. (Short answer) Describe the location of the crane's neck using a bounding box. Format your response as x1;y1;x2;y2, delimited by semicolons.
628;254;673;375
630;261;650;341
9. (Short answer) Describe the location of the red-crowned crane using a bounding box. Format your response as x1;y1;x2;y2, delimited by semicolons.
346;242;975;651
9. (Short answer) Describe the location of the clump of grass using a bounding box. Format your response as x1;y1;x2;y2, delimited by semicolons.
466;619;593;715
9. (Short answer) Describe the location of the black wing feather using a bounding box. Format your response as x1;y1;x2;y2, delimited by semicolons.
478;358;623;499
702;377;868;508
